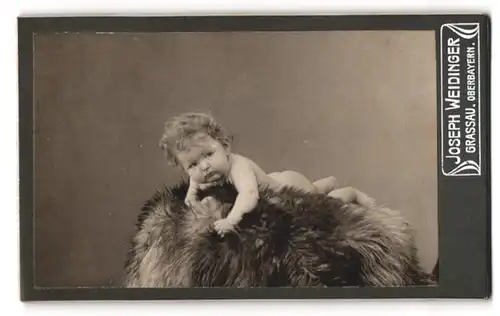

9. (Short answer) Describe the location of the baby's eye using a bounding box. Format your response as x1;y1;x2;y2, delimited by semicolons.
205;152;214;157
188;162;197;169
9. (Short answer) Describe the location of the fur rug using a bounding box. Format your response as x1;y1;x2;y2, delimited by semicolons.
123;181;435;287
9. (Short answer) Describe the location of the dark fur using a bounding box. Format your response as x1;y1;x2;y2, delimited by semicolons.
123;182;435;287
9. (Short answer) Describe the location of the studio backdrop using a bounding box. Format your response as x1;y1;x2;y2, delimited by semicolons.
33;30;438;287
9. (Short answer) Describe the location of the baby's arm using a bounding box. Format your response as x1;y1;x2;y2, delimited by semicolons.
184;177;201;207
213;156;259;235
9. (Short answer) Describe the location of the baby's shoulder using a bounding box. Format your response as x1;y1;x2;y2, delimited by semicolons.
230;153;257;168
231;153;250;162
230;153;267;178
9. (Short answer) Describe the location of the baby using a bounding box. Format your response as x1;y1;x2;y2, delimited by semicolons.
159;112;375;236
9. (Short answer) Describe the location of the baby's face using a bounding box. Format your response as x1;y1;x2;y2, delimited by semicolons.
176;132;231;184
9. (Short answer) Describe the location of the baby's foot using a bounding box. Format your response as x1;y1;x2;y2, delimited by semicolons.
213;218;237;237
356;191;376;208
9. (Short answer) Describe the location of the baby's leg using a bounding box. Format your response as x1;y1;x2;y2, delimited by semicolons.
312;176;339;194
328;187;376;208
267;171;317;193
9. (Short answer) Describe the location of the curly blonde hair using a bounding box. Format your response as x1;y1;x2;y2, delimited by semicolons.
159;112;233;166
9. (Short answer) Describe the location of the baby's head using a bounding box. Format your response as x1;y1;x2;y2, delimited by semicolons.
159;112;233;183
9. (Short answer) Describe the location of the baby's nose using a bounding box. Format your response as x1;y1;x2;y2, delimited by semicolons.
200;161;210;170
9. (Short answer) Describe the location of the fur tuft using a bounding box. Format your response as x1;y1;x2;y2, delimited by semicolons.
123;182;435;287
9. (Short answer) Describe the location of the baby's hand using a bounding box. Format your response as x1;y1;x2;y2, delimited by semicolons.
198;181;217;190
213;218;237;237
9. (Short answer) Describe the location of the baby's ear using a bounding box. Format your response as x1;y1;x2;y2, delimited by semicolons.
222;135;233;150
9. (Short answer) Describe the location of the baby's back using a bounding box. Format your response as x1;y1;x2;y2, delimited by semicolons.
231;153;316;192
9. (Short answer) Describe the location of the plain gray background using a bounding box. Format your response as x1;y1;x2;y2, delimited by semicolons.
34;30;438;287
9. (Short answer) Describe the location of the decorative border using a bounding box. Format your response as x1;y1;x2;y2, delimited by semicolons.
18;14;491;301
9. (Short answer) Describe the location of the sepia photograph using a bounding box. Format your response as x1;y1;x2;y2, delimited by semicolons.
18;15;490;300
32;29;438;288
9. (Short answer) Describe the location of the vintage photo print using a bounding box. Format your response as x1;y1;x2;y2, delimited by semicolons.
18;15;490;300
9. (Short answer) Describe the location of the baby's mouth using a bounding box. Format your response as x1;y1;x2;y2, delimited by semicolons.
205;172;217;181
